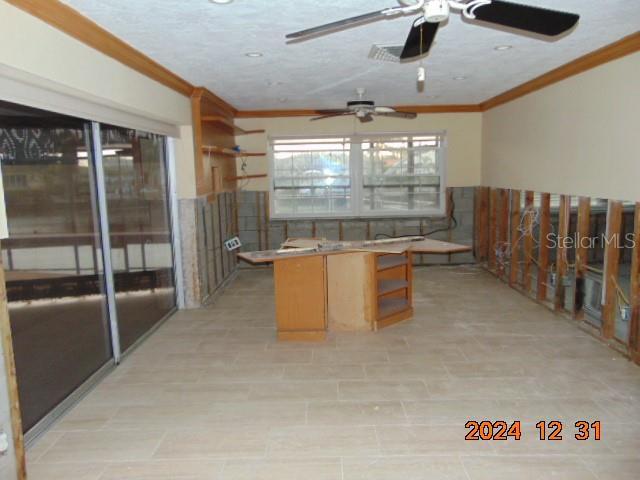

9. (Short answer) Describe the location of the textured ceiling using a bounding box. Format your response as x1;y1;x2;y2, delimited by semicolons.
61;0;639;110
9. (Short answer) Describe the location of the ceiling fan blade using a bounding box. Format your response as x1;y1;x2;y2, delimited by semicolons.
314;109;351;115
400;19;439;59
286;9;391;39
470;1;579;37
310;112;355;122
376;111;418;119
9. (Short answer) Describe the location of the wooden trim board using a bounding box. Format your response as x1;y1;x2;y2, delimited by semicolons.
0;248;27;479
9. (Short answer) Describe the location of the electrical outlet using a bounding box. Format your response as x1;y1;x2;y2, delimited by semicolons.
224;236;242;251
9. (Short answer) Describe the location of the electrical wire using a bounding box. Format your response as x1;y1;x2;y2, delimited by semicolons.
374;195;458;240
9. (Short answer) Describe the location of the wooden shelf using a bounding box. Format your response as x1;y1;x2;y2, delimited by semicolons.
377;279;408;296
201;115;265;136
377;297;410;319
377;255;408;271
202;145;266;157
224;174;268;181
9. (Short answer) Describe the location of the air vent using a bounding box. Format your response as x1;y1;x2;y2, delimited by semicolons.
368;44;404;63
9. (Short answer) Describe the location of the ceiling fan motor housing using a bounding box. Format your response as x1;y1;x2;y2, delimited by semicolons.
424;0;450;23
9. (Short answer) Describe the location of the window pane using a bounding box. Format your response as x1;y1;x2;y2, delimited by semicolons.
272;138;351;216
361;134;443;214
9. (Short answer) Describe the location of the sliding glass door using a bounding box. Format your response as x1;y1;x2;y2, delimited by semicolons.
0;103;112;431
100;125;176;351
0;101;177;435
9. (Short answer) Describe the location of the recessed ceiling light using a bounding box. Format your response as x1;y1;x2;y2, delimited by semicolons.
453;76;467;81
209;0;233;4
245;52;263;58
494;45;513;51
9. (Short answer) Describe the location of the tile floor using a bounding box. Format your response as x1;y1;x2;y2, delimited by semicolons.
27;266;640;479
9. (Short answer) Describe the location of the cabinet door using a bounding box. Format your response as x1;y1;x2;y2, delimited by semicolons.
274;256;326;335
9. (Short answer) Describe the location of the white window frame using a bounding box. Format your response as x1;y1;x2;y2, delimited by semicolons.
269;131;447;219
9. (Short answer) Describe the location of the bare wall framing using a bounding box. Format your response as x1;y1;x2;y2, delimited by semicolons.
476;187;640;365
236;187;476;267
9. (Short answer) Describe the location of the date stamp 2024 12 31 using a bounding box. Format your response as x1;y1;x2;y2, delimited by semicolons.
465;420;601;441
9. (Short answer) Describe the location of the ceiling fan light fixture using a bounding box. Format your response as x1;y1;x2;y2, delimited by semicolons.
424;0;450;23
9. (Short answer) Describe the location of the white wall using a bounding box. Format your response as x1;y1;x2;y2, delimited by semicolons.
0;0;197;199
482;52;640;202
235;113;483;192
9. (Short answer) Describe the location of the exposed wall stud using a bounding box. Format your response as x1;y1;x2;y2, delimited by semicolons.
488;188;498;271
574;197;591;319
602;200;623;339
629;202;640;364
554;195;571;310
497;189;509;278
509;190;521;286
522;191;535;293
536;193;551;301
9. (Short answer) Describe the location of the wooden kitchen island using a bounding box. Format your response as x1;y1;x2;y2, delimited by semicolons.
238;238;471;341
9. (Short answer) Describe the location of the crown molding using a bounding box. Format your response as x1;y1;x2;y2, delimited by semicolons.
5;0;199;98
6;1;639;118
480;31;640;111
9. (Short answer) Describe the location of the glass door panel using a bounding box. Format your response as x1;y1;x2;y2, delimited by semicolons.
0;101;112;431
100;125;176;351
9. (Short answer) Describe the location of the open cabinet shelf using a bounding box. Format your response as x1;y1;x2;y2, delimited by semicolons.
373;252;413;329
201;115;265;136
202;145;265;157
377;279;409;296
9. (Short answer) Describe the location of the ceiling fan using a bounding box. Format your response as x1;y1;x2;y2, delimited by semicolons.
311;88;417;123
286;0;580;60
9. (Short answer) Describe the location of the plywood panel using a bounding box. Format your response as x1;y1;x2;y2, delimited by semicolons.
274;256;326;337
327;253;375;332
